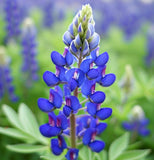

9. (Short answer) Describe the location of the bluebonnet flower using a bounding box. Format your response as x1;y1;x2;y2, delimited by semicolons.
21;18;39;87
122;105;150;137
0;47;18;102
145;26;154;66
38;4;115;159
4;0;22;43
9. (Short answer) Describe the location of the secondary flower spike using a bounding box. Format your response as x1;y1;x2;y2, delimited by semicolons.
38;4;116;160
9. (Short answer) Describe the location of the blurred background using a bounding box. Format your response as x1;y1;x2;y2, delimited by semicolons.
0;0;154;159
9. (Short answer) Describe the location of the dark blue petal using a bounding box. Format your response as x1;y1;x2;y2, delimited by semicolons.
38;98;54;112
65;68;76;81
74;34;82;48
65;49;74;66
80;59;93;73
81;79;95;96
89;33;100;50
100;73;116;87
81;115;92;128
77;69;85;86
65;148;79;160
48;112;57;126
50;89;63;108
68;78;78;91
51;139;63;155
63;31;73;46
96;108;112;120
94;52;109;66
83;128;93;145
64;84;71;96
70;40;78;55
70;96;81;111
57;114;68;130
39;124;61;137
51;51;66;66
56;66;67;81
58;135;67;149
89;91;105;104
87;102;97;116
122;122;133;131
96;123;107;135
89;140;105;152
43;71;59;87
139;118;149;126
55;86;63;98
87;69;99;80
63;105;72;117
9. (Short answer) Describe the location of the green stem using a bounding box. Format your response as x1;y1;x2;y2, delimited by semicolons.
70;56;82;148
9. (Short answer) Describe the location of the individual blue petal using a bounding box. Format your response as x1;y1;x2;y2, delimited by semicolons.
138;128;150;136
65;68;76;81
43;71;59;87
82;39;90;57
55;86;63;98
85;28;91;39
89;33;100;50
88;23;95;36
81;79;95;96
38;98;54;112
65;148;79;160
64;84;71;96
56;66;67;81
87;69;99;80
89;91;105;104
77;69;85;86
100;73;116;87
83;128;93;145
56;114;68;130
58;135;67;149
63;105;72;117
48;112;57;126
51;138;63;155
91;47;99;61
74;34;82;48
68;23;74;36
89;140;105;152
80;59;92;73
122;122;133;131
68;78;78;92
78;23;83;33
94;52;109;66
87;102;97;116
51;51;66;66
70;96;81;111
96;123;107;135
70;40;78;56
65;48;74;66
39;124;61;137
50;89;63;108
96;108;112;120
81;115;92;128
63;31;73;46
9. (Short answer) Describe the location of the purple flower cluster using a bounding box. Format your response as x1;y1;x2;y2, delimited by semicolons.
4;0;22;43
21;18;39;87
38;5;115;160
0;47;18;102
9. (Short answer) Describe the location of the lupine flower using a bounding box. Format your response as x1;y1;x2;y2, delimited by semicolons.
122;105;150;137
21;18;39;87
145;26;154;66
38;4;116;159
0;46;18;102
4;0;22;43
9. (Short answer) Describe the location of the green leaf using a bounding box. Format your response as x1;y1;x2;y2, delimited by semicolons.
116;149;150;160
2;104;23;129
109;132;129;160
0;127;35;142
6;144;47;153
79;147;94;160
18;103;40;137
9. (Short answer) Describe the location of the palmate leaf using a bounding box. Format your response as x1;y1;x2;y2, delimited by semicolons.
40;152;66;160
93;150;108;160
2;104;23;130
109;132;129;160
2;103;48;145
6;144;47;153
79;147;94;160
0;127;35;143
116;149;150;160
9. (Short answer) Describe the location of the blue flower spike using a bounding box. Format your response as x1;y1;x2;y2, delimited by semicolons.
38;4;116;159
